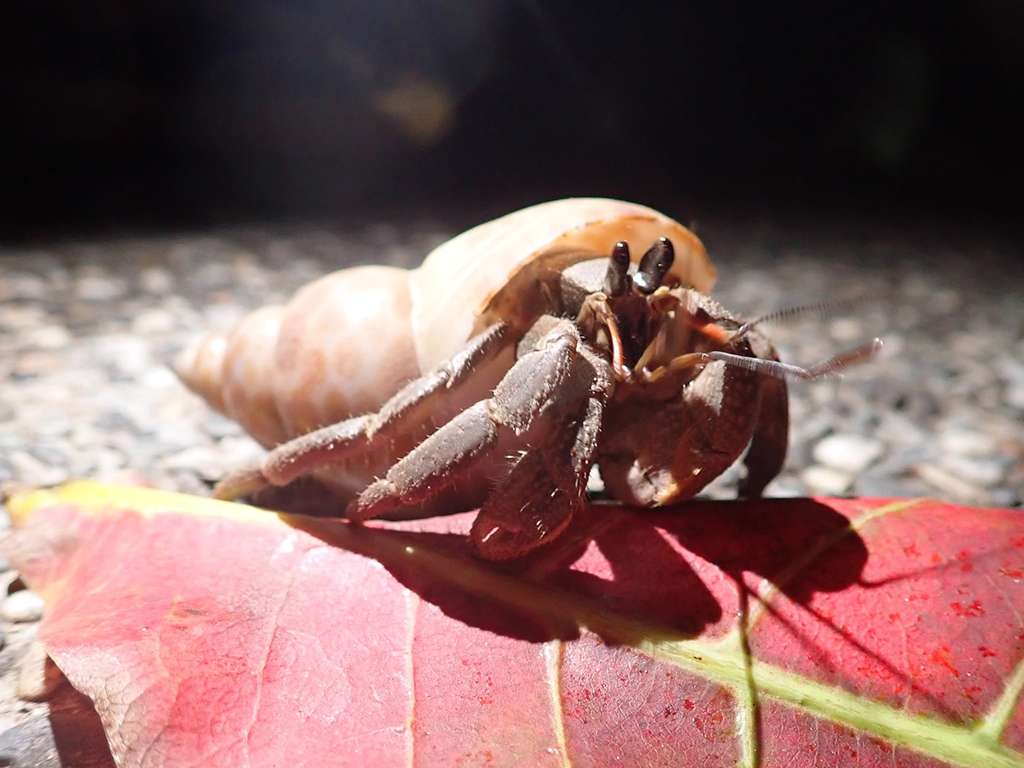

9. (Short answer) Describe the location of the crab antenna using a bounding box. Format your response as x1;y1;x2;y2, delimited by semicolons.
728;297;868;343
604;241;631;297
705;338;883;382
632;238;674;295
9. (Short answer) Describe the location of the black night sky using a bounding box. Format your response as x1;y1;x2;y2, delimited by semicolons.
3;1;1022;239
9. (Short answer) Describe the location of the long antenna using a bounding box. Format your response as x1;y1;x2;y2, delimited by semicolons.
728;297;868;343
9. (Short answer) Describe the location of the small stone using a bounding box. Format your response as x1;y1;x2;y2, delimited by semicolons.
24;324;72;350
800;465;854;496
0;304;47;330
139;365;179;390
92;334;151;377
131;308;177;335
12;274;49;301
93;467;154;488
827;317;865;343
915;463;991;506
874;412;930;449
139;266;176;295
193;261;234;290
0;716;61;765
74;274;127;301
162;445;228;481
1;590;45;623
938;427;999;459
12;351;63;378
938;455;1007;487
1007;384;1024;412
763;475;806;498
7;451;69;486
853;474;931;499
989;488;1022;508
63;300;103;327
46;265;71;292
93;410;140;433
201;412;245;440
812;433;885;475
858;444;929;479
17;639;63;702
792;416;833;456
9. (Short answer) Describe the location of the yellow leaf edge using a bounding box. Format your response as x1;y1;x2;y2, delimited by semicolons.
4;480;288;530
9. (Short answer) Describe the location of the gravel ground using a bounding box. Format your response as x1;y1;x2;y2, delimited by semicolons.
1;210;1023;754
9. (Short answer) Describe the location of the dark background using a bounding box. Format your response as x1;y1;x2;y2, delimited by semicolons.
3;0;1022;240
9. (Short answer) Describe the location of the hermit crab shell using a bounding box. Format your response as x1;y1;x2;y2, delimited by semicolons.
175;198;716;450
409;197;715;371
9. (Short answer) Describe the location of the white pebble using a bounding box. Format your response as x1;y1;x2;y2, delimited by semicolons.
10;274;49;301
939;455;1007;487
2;590;45;623
131;308;177;335
800;465;854;496
1007;384;1024;412
763;475;805;498
916;463;991;506
17;638;61;701
828;317;864;343
24;325;72;350
8;451;69;487
74;275;126;301
938;428;998;458
139;267;176;295
812;433;885;474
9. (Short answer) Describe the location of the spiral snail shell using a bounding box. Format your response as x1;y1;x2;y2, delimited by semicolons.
176;198;715;451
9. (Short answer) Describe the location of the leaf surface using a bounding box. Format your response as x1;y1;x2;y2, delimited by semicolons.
4;482;1024;768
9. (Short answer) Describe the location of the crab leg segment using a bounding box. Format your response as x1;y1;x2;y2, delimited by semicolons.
347;317;608;530
706;338;882;381
736;331;789;497
212;322;510;500
470;353;610;560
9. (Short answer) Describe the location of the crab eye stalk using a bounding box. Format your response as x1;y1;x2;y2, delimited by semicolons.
604;241;631;297
632;237;674;295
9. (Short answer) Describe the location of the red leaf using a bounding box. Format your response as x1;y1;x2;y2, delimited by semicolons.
4;482;1024;768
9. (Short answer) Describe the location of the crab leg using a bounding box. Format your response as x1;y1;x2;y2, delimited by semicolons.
470;361;609;560
212;321;510;500
347;318;610;532
740;371;789;497
736;330;789;497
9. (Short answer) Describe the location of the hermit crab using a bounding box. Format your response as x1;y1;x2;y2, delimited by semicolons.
175;198;879;559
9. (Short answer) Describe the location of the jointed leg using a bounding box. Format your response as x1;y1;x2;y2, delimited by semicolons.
346;317;604;523
740;373;788;497
470;349;610;559
736;329;788;497
213;322;510;500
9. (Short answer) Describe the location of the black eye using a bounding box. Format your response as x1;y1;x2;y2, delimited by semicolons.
604;241;630;297
632;238;674;295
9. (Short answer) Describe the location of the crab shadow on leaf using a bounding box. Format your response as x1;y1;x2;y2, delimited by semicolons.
286;496;868;645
